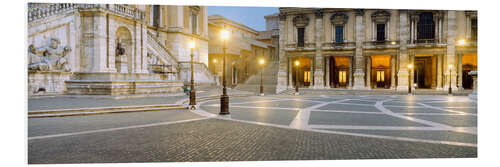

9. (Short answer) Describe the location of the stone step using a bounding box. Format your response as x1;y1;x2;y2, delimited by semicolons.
29;104;186;118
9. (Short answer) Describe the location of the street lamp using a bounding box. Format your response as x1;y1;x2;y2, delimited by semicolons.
408;64;412;95
295;60;300;95
188;40;196;110
219;28;230;115
458;39;466;46
448;64;453;95
259;58;265;96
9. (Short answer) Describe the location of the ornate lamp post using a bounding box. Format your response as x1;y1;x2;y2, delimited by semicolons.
448;64;453;95
408;64;412;95
295;60;300;95
219;28;230;115
188;40;196;110
259;58;265;96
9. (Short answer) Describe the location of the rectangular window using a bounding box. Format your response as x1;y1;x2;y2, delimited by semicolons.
417;12;435;40
191;14;198;34
471;19;477;41
376;24;386;41
335;26;344;43
153;5;160;26
298;28;305;47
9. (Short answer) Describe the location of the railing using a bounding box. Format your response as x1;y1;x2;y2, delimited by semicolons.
28;3;78;22
146;30;179;65
363;41;399;48
414;39;436;44
149;64;176;74
321;42;356;49
28;3;145;23
284;42;315;49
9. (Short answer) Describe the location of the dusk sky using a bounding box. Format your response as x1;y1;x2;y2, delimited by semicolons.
207;6;279;31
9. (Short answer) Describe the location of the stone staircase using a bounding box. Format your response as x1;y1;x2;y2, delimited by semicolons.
235;61;279;95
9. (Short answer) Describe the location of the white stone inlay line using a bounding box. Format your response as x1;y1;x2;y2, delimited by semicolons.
375;100;455;130
308;125;449;131
289;99;351;129
417;102;468;115
311;109;384;115
28;117;210;140
193;104;476;147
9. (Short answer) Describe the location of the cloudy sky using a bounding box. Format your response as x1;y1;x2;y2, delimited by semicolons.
207;6;279;31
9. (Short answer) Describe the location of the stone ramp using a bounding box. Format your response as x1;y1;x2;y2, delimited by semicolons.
235;61;279;95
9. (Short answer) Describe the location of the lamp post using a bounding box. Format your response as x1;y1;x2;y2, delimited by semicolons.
408;64;412;95
219;28;230;115
188;40;196;110
448;64;453;95
295;60;300;95
259;58;265;96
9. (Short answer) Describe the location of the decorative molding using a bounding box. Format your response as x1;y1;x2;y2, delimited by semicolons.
293;14;310;27
279;13;287;21
371;10;391;23
354;9;364;16
330;12;348;25
314;9;323;18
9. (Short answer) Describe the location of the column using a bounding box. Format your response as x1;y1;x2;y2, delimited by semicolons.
276;13;288;93
310;58;314;88
288;57;293;88
366;56;371;89
458;53;463;90
397;10;411;91
349;56;353;88
353;9;367;89
313;9;324;88
325;57;330;88
445;11;458;91
436;54;443;89
391;54;396;88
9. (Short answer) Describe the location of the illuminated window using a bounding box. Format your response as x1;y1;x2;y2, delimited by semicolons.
304;71;311;83
339;70;346;84
376;71;385;82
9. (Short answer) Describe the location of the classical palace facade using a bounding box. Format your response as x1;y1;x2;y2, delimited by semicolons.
208;15;271;88
275;8;477;93
27;3;216;96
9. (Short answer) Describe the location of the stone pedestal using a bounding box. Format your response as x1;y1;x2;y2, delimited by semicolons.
28;71;72;96
65;72;183;95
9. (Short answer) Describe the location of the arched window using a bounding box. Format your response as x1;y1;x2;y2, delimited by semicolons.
417;12;435;40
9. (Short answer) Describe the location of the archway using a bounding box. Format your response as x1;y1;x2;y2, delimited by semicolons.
329;56;351;88
292;57;312;88
462;53;477;89
370;55;391;89
115;27;133;73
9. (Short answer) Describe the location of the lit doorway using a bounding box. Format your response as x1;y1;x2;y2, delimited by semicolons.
329;56;350;88
370;55;391;89
292;57;312;88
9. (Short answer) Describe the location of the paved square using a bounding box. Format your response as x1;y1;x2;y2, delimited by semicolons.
28;94;477;163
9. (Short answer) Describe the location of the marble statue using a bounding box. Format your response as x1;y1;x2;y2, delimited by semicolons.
28;38;72;72
28;44;49;71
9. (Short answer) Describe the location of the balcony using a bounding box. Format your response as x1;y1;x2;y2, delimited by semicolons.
408;39;446;48
28;3;146;24
321;41;356;50
363;40;400;49
284;42;316;51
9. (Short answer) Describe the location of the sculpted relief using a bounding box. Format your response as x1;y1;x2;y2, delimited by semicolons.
28;38;71;72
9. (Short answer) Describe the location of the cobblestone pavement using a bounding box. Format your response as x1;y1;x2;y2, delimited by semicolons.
28;94;477;163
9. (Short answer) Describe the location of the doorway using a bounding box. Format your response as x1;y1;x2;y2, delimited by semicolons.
329;56;350;88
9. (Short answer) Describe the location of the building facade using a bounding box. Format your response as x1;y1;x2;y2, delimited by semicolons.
208;15;271;87
276;8;477;93
27;3;215;96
